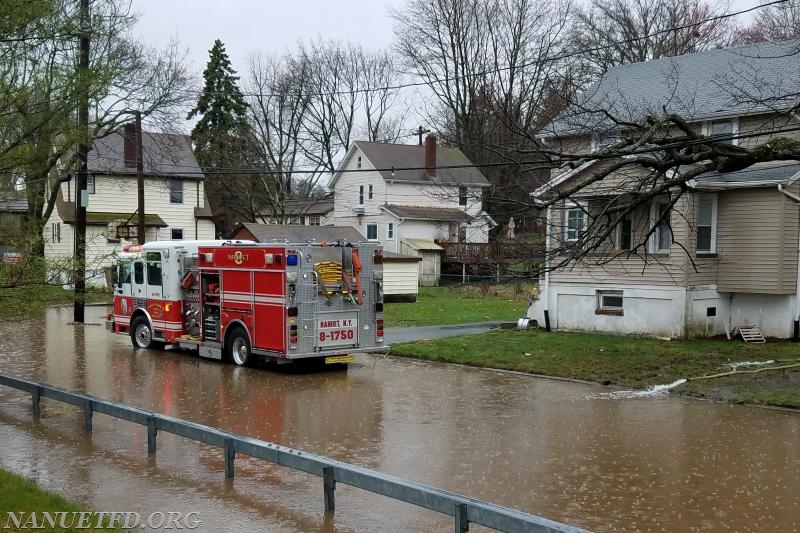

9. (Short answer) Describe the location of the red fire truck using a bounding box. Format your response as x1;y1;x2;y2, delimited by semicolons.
106;239;387;366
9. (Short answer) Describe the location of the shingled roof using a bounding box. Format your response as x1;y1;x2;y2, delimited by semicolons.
331;141;490;187
231;223;366;244
87;131;203;179
544;39;800;137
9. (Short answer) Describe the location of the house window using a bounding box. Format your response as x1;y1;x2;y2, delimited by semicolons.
597;290;624;313
387;222;394;239
169;179;183;203
357;155;362;169
650;201;671;253
288;216;301;225
171;228;183;240
358;185;364;205
86;174;95;194
708;119;737;145
593;133;619;152
51;222;61;243
309;216;320;226
696;195;717;253
615;213;632;251
564;201;588;243
368;184;373;200
459;186;468;206
366;223;378;240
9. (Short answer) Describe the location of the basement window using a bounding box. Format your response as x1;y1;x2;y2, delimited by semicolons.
596;290;624;316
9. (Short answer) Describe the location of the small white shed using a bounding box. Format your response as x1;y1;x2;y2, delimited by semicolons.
400;238;442;286
382;252;422;302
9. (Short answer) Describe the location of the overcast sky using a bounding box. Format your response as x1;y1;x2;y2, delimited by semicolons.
129;0;760;135
130;0;406;78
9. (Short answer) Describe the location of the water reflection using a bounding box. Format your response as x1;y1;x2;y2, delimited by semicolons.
0;306;798;532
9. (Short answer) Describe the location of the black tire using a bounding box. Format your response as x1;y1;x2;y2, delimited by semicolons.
226;327;253;367
130;315;164;350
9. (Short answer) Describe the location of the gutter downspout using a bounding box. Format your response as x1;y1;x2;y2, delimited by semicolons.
395;217;404;254
543;205;552;331
778;184;800;341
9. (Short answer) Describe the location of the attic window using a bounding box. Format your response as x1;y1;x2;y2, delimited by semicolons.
357;155;362;169
459;186;467;206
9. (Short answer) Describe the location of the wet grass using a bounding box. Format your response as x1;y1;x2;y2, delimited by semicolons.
383;285;533;327
0;469;126;532
0;286;110;321
389;329;800;408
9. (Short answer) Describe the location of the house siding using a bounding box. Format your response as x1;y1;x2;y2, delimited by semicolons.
550;194;695;286
716;187;799;294
46;175;214;286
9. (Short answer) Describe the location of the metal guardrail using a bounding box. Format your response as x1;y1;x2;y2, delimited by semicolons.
0;373;591;533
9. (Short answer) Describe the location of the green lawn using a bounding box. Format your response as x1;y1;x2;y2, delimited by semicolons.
0;286;110;321
389;329;800;408
0;469;125;532
384;285;532;327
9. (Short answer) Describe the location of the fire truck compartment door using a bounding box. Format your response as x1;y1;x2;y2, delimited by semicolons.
317;312;358;348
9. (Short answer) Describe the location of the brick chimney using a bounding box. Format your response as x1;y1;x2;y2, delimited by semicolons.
425;133;436;178
123;123;136;168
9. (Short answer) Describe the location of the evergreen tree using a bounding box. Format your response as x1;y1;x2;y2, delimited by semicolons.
188;39;248;169
188;40;252;233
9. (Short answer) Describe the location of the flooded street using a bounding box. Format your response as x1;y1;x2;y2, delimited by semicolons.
1;306;799;532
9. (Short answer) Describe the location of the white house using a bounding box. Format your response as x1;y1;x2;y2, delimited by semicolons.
329;135;494;284
45;127;215;286
257;196;334;226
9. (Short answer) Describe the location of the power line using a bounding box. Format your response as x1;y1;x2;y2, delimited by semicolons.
171;0;790;101
20;122;800;186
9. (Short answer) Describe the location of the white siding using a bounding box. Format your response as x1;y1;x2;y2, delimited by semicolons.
45;174;214;286
383;261;420;296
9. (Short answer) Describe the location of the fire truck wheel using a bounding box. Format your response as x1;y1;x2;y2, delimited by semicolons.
131;316;162;350
227;327;253;367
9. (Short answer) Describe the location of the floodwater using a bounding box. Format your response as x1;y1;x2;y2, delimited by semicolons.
0;307;799;532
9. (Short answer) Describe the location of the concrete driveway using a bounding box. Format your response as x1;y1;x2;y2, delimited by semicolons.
385;322;502;345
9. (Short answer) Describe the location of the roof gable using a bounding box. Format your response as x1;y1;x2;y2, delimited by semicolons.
545;40;800;137
330;141;490;188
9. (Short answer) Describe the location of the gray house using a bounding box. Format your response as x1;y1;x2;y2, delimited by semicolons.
528;40;800;338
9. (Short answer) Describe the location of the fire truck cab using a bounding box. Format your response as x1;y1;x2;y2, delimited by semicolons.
107;239;387;366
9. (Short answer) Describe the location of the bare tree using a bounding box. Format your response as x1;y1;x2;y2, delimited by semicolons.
572;0;735;76
360;49;407;142
738;0;800;43
246;52;314;224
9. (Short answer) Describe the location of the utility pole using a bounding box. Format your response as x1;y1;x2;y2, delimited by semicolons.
73;0;90;323
135;111;145;244
417;125;430;146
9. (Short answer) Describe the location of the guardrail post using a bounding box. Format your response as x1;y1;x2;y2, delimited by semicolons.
323;466;336;511
83;400;93;433
31;387;41;418
455;503;469;533
146;416;157;453
224;438;235;479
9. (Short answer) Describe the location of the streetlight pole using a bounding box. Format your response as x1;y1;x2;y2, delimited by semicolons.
73;0;90;323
